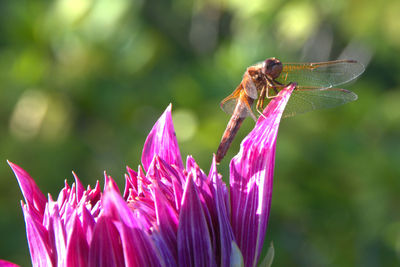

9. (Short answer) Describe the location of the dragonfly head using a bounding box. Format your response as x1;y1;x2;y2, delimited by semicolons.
262;57;282;79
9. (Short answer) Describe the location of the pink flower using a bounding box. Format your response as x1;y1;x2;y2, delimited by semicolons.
5;84;294;267
0;260;19;267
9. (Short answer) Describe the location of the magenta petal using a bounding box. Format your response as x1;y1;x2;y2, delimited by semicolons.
209;155;236;266
102;181;163;266
103;172;120;195
153;184;179;258
172;178;183;211
0;260;20;267
229;84;295;267
47;203;67;267
8;161;47;216
66;213;89;267
102;180;136;226
116;219;170;267
150;232;177;266
126;166;138;190
123;166;138;199
177;173;216;267
80;205;96;244
154;155;184;187
88;217;124;267
21;203;54;266
72;171;85;203
142;104;184;172
186;156;218;253
86;180;101;205
146;156;181;209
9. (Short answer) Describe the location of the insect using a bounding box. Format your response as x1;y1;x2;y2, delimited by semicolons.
216;57;365;163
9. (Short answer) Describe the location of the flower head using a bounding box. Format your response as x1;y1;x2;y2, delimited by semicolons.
6;84;294;267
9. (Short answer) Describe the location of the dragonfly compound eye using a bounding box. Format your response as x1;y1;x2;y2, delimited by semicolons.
262;58;283;79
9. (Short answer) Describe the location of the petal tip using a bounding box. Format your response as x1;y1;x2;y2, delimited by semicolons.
7;160;17;170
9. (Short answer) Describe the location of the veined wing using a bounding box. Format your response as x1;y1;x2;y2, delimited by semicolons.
276;60;365;89
282;86;358;118
220;85;255;118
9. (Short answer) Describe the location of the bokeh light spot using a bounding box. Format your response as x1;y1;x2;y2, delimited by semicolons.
276;3;317;48
172;109;198;142
10;90;49;140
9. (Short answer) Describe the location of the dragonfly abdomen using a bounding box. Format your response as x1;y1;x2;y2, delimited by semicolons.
216;96;254;163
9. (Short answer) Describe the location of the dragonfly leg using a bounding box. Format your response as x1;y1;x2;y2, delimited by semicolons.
265;83;277;99
256;107;267;119
256;86;267;119
258;86;266;108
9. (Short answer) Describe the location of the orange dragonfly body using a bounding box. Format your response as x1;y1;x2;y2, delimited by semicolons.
216;57;365;163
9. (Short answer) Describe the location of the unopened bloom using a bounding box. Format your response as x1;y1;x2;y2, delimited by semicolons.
6;84;294;267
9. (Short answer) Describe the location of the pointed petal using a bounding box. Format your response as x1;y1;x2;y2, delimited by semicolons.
8;161;47;216
102;180;163;266
147;156;183;210
103;172;120;195
47;202;67;267
186;156;218;255
229;84;295;266
67;183;78;208
177;173;216;267
88;217;124;267
66;213;89;267
172;178;183;211
86;180;101;205
72;171;85;203
0;260;20;267
154;155;184;187
102;180;132;223
123;173;138;200
126;166;138;190
186;156;208;185
153;184;179;258
151;232;178;267
56;183;69;213
210;155;236;266
123;166;138;199
21;203;54;267
142;104;184;172
79;202;96;244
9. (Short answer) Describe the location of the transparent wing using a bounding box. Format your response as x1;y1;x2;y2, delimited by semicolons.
220;98;255;118
282;87;358;118
220;97;237;115
276;60;365;88
220;85;255;118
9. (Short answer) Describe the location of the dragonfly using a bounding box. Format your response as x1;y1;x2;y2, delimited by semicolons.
216;57;365;163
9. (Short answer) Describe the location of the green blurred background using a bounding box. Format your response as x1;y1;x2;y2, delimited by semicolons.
1;0;399;266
